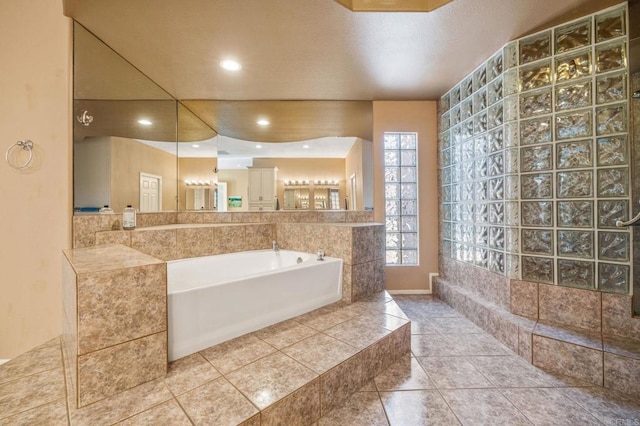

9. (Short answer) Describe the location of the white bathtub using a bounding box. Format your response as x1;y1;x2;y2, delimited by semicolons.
167;249;343;361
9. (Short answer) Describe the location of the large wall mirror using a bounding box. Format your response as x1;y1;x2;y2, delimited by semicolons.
73;23;374;215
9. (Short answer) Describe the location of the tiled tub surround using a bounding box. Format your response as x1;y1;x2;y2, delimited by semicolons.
435;256;640;399
86;221;384;303
439;3;633;293
1;293;410;425
62;245;167;408
72;210;374;249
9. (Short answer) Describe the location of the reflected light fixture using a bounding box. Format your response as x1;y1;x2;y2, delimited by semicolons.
303;144;310;149
257;119;270;126
192;144;200;148
138;119;153;126
220;59;241;71
256;144;262;149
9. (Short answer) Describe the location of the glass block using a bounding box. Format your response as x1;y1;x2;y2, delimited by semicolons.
556;140;592;169
442;240;452;258
384;150;399;166
452;223;462;241
461;182;473;201
475;203;489;224
504;148;519;175
557;171;593;198
598;263;630;294
488;103;503;129
555;49;591;83
401;167;417;183
597;136;628;166
597;168;629;197
451;106;461;127
557;201;593;228
489;178;504;200
488;51;503;81
596;103;627;135
384;135;401;151
522;229;553;255
505;227;520;253
555;109;592;140
385;183;399;199
504;175;519;200
441;93;450;113
474;89;487;113
401;233;418;249
522;256;554;284
400;183;417;199
386;233;400;249
519;31;551;65
401;150;417;166
462;76;473;100
461;203;474;222
521;144;553;172
504;95;518;123
489;128;503;152
598;231;630;262
520;61;551;91
475;158;488;179
474;113;488;135
489;226;505;250
442;186;451;203
522;201;553;227
504;122;520;147
461;98;473;120
489;250;505;275
462;119;474;140
442;204;452;221
555;18;591;55
489;153;504;177
506;254;520;279
451;185;460;202
401;134;417;149
473;65;487;92
475;248;489;269
598;200;628;228
596;8;626;43
475;180;488;201
441;130;451;150
555;80;592;111
520;88;552;118
475;225;488;247
596;72;627;104
401;250;417;265
461;224;474;243
453;243;463;261
595;41;626;74
504;41;518;69
386;215;400;232
520;117;552;146
385;166;400;182
462;140;474;162
557;259;594;289
487;77;503;106
489;202;504;224
441;113;450;132
386;250;399;264
474;134;488;156
504;69;519;96
521;173;553;199
504;201;519;226
558;230;594;259
451;86;461;106
401;199;417;215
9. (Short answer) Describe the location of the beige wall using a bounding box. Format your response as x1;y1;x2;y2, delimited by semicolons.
177;157;217;210
373;101;438;292
0;1;72;358
111;137;177;212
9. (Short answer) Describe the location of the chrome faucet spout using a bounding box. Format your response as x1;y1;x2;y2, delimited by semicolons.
272;240;279;251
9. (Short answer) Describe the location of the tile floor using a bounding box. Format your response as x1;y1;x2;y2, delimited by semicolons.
1;295;640;425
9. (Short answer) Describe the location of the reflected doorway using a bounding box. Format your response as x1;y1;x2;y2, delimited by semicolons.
140;173;162;212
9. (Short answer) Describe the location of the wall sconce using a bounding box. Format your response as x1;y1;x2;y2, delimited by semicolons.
184;180;211;186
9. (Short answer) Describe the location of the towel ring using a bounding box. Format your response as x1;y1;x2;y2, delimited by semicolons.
5;140;34;169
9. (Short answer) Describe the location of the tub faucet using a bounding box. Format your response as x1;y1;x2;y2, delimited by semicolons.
273;240;279;252
317;250;325;261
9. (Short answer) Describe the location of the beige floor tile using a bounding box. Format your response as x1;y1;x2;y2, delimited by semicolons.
429;317;482;334
200;334;276;374
226;352;318;409
116;399;192;425
410;318;440;335
417;356;493;389
0;338;62;385
0;397;68;426
502;387;602;425
324;318;391;349
177;377;258;425
295;303;357;331
468;355;556;388
319;391;389;426
374;354;435;391
282;333;359;374
379;390;460;425
163;353;221;396
445;333;513;356
352;311;411;332
440;388;532;425
253;319;318;349
0;367;65;420
411;334;461;357
560;386;640;425
260;379;321;426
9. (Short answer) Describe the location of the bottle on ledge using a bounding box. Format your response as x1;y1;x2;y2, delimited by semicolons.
123;205;136;230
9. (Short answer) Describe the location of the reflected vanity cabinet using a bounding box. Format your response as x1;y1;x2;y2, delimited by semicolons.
248;167;277;211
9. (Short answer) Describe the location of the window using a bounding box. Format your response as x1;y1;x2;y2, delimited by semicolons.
384;132;418;265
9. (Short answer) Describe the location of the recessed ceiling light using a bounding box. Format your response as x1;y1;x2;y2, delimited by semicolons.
257;119;270;126
192;144;200;148
220;59;241;71
303;144;310;149
138;119;152;126
256;144;262;149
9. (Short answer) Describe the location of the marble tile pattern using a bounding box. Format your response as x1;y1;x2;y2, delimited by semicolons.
538;283;602;331
4;295;640;424
510;280;539;319
532;334;603;386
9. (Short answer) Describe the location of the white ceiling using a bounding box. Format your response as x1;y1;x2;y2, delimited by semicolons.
63;0;617;102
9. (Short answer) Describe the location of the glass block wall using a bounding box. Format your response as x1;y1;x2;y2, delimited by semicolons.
439;4;633;293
